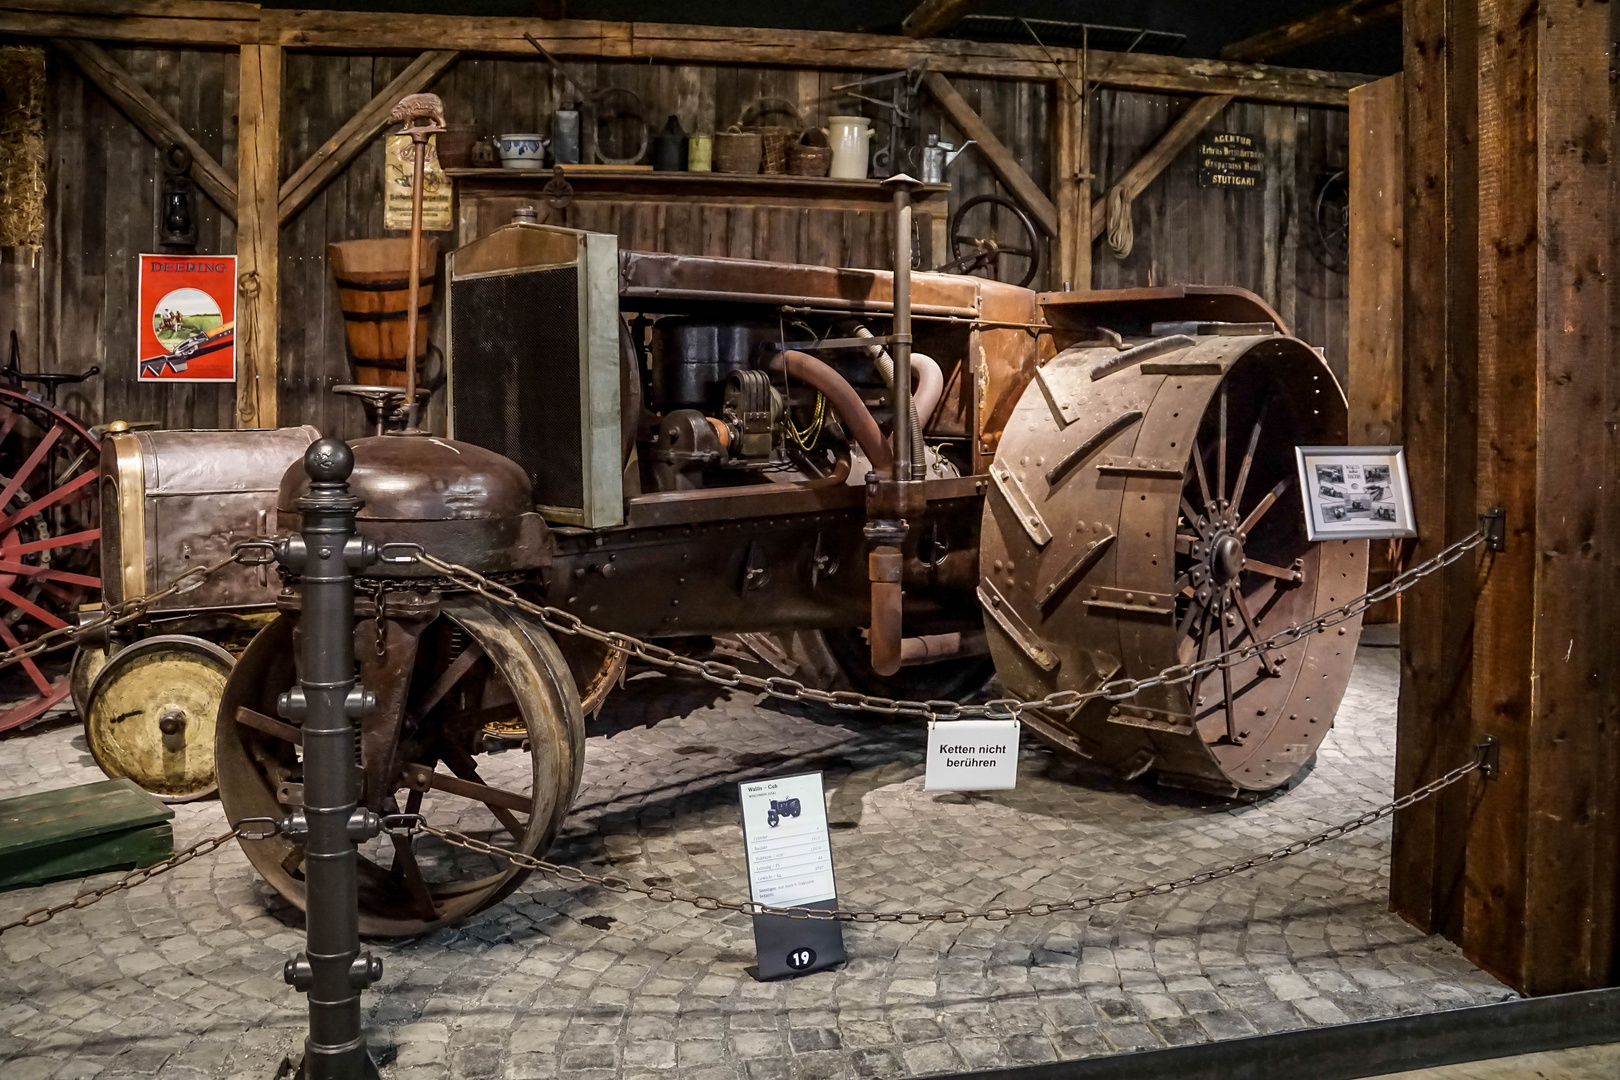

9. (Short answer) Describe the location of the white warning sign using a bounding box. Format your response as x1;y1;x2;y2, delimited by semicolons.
924;720;1020;791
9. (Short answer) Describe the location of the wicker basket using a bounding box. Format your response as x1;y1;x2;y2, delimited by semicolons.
713;125;762;174
758;129;795;174
788;143;832;177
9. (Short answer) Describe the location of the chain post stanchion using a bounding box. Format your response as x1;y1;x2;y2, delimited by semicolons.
279;437;383;1080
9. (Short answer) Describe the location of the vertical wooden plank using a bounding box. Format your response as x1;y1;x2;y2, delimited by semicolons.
1052;74;1078;291
236;43;280;429
1465;0;1540;990
1347;75;1404;447
1392;0;1481;946
1519;0;1619;995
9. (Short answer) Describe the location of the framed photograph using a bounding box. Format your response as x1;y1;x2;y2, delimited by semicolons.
1295;445;1416;541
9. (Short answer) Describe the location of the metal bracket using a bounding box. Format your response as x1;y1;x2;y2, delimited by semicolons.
1481;507;1506;552
1476;735;1500;779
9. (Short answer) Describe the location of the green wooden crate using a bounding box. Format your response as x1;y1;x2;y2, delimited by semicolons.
0;778;175;892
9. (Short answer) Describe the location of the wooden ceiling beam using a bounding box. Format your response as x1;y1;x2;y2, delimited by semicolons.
277;49;460;226
1220;0;1401;63
900;0;979;40
48;37;237;216
0;2;1369;107
922;71;1059;237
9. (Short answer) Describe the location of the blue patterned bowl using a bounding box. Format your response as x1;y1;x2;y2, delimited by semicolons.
497;133;547;170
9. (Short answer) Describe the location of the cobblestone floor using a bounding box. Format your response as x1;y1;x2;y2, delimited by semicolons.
1;630;1512;1080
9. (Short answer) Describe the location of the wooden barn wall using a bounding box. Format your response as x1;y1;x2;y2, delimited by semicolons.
0;45;1349;438
1;44;238;431
1089;90;1350;385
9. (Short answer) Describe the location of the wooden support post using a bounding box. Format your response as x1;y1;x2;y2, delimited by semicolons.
1347;74;1404;624
1464;0;1619;996
1393;0;1620;996
1050;60;1089;291
922;70;1059;238
49;37;236;216
1221;0;1402;62
236;43;281;430
1347;74;1403;447
278;49;460;226
1089;94;1232;242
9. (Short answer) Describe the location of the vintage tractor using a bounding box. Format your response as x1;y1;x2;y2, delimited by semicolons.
202;208;1363;936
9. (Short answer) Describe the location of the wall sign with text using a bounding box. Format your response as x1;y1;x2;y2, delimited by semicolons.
138;254;236;382
1198;132;1265;190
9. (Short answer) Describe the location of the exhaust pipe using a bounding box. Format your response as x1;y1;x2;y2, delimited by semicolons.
866;174;926;676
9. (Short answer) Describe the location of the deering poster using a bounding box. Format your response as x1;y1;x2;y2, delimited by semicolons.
138;254;237;382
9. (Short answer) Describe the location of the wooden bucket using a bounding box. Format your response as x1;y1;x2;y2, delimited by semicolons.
328;238;439;386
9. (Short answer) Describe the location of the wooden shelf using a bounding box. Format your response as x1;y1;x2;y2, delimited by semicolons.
446;167;950;204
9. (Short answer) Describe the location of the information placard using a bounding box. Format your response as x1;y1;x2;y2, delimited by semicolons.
925;720;1020;791
739;772;845;980
740;772;836;907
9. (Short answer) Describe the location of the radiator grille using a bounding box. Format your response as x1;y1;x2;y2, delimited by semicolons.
449;267;584;511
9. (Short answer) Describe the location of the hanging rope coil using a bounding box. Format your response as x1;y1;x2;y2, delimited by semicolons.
1105;183;1134;259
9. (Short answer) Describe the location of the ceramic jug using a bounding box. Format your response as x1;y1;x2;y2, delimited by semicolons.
825;116;873;180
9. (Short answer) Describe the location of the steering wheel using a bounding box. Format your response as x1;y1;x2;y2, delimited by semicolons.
938;193;1041;288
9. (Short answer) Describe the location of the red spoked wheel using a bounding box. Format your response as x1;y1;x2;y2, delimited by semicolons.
0;387;100;733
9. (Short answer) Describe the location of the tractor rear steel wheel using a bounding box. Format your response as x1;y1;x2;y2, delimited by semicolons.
215;593;585;937
979;333;1367;797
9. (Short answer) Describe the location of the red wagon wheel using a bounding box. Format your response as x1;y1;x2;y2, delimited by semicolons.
0;386;100;733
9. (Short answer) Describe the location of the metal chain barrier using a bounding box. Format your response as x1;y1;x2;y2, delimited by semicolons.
385;750;1486;924
0;543;269;676
0;528;1491;934
404;529;1489;723
0;817;279;936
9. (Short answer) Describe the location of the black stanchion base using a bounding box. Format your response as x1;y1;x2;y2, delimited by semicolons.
275;1048;381;1080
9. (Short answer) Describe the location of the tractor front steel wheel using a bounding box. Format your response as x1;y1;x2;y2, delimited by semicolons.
215;593;585;937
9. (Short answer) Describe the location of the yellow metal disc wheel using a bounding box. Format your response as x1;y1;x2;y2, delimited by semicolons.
82;635;233;802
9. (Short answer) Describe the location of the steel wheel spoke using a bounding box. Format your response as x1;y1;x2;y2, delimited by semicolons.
1180;497;1210;539
1243;558;1301;583
406;643;486;725
389;834;440;920
1177;593;1207;642
439;745;529;841
1231;401;1268;515
0;584;67;630
1217;595;1239;743
1189;600;1215;703
0;616;50;696
1191;440;1214;512
0;470;96;534
0;560;99;587
0;528;100;557
1231;588;1277;677
0;423;62;515
1216;388;1228;509
1240;476;1291;536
